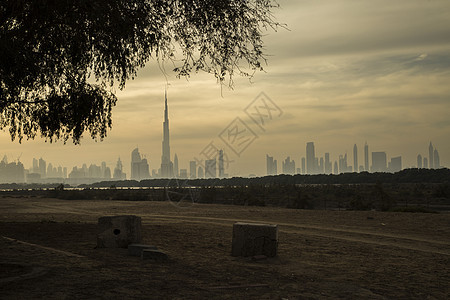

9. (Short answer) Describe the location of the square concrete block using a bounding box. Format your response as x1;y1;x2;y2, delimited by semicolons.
128;244;158;257
231;222;278;257
97;215;142;248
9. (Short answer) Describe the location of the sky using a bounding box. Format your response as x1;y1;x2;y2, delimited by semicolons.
1;0;450;177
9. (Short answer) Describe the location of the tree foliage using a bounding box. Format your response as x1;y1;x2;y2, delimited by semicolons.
0;0;281;143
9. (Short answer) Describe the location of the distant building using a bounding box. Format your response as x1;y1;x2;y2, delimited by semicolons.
131;148;150;180
429;142;434;169
364;142;369;172
113;157;126;180
282;156;296;175
33;158;39;174
333;161;338;174
434;149;440;168
89;164;102;178
161;90;173;178
39;158;46;178
301;157;306;174
179;169;188;179
189;161;197;179
0;157;25;183
69;166;85;179
198;166;204;179
389;156;402;173
372;152;387;172
417;154;423;168
266;155;277;175
218;150;225;178
324;153;332;174
104;167;111;179
353;144;358;173
338;153;351;173
174;154;179;178
306;142;315;174
423;157;428;169
26;172;41;183
319;157;324;174
205;159;216;178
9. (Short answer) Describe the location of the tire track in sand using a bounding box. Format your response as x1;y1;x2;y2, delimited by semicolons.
142;214;450;256
14;202;450;256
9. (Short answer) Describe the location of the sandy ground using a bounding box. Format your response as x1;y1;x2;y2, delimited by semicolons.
1;196;449;299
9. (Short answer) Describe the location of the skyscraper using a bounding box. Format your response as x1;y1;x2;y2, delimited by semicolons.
372;152;387;172
266;155;277;175
429;142;434;169
198;166;204;179
131;148;150;180
161;90;173;178
417;154;423;168
218;150;225;178
434;149;440;168
179;169;188;179
353;144;358;173
306;142;315;174
319;157;324;174
389;156;402;173
174;154;179;178
301;157;306;174
364;142;369;172
324;153;332;174
338;154;350;173
32;158;39;174
205;159;216;178
282;156;295;175
39;158;46;178
189;161;197;179
113;157;126;180
131;148;141;179
423;157;428;168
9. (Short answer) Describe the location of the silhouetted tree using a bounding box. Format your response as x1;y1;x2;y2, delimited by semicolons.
0;0;281;143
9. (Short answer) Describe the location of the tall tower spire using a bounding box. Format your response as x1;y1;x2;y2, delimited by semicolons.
161;89;173;178
164;88;168;120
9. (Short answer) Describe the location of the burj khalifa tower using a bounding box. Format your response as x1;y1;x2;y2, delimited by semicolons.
160;90;173;178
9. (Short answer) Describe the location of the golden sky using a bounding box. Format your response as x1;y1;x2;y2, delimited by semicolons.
1;0;449;177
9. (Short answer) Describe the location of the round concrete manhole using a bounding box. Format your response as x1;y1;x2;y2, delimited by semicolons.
0;263;47;284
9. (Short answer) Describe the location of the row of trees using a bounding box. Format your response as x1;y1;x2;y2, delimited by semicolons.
80;168;450;188
2;180;449;212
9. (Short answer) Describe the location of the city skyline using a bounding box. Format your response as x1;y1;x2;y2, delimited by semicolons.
0;1;449;176
0;138;443;184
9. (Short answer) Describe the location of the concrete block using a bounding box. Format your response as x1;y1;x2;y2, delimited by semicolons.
141;249;168;262
231;222;278;257
128;244;158;257
97;215;142;248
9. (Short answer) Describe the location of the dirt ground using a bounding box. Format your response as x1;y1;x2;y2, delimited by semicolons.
1;196;449;299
